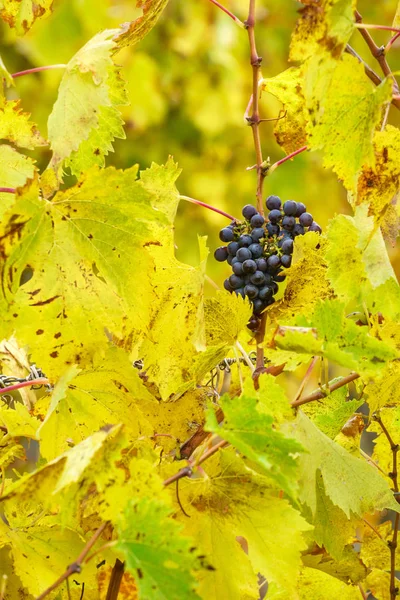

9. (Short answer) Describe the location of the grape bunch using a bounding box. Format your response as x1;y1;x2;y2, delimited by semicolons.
214;195;322;331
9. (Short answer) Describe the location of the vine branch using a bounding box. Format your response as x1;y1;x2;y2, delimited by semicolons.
35;522;108;600
372;414;400;600
291;372;360;408
105;559;125;600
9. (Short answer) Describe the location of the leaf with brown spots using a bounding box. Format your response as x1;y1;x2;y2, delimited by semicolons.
0;0;53;35
114;0;169;51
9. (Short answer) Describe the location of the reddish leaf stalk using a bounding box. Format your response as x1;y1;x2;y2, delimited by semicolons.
373;414;400;599
269;145;308;172
0;188;16;194
35;523;108;600
180;195;237;221
11;64;67;79
208;0;245;28
0;378;49;395
386;31;400;53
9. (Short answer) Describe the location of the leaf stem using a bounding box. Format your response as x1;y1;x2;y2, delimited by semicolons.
105;559;124;600
385;31;400;53
0;378;49;395
35;523;108;600
269;145;308;172
354;23;400;34
179;195;237;221
11;64;67;79
0;188;16;194
208;0;245;28
291;372;360;408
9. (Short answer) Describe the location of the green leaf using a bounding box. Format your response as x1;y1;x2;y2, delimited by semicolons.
289;0;355;62
294;411;399;518
0;145;35;218
304;52;392;189
262;68;307;154
47;29;128;181
205;385;302;496
0;0;53;34
114;0;169;50
116;497;202;600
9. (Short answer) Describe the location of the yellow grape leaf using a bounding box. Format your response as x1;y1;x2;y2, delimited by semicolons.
298;567;361;599
0;145;35;218
0;547;31;600
47;30;128;181
0;435;25;468
393;2;400;27
0;519;100;599
174;450;311;600
302;548;367;585
0;54;13;88
355;125;400;224
0;98;46;150
381;199;400;247
0;403;39;438
37;348;156;461
360;520;395;571
98;564;138;600
115;0;169;50
304;52;392;189
0;336;37;409
262;67;307;154
204;290;252;346
289;0;355;62
368;407;400;479
0;0;53;34
366;568;399;600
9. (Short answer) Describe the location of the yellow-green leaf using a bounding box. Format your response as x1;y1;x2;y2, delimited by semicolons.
0;0;53;35
0;98;46;150
114;0;169;50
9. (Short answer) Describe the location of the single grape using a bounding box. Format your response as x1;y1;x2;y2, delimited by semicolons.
282;216;295;230
247;315;260;332
224;279;232;292
214;246;228;262
229;274;244;289
232;261;244;276
268;209;282;224
250;271;265;286
219;227;234;242
258;286;272;300
242;259;258;274
309;222;322;233
251;227;265;241
271;281;279;294
244;284;258;299
283;200;297;216
249;243;263;258
299;212;313;227
236;247;252;262
281;238;294;255
242;204;257;220
238;234;253;247
255;257;268;272
250;213;265;228
296;202;307;217
278;232;292;247
266;195;281;210
227;241;239;256
267;297;275;306
266;223;280;236
227;255;233;265
234;287;246;298
274;274;286;282
292;224;305;237
267;255;280;270
281;254;292;268
263;272;273;285
253;299;265;314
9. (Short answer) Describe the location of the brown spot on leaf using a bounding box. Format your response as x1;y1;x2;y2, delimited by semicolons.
143;241;162;247
30;295;60;307
36;329;44;335
54;332;62;339
50;351;58;358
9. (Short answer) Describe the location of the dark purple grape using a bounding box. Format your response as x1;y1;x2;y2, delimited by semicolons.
242;204;257;220
266;195;281;210
250;213;265;228
309;222;322;233
266;223;280;236
253;299;266;314
244;284;258;299
268;209;282;224
238;234;253;247
281;239;294;255
278;232;292;247
250;271;265;286
271;281;278;294
251;228;265;241
249;243;263;258
229;274;244;289
247;315;260;332
224;279;232;292
293;224;305;237
214;247;228;262
267;255;280;270
242;259;257;274
236;248;252;262
296;202;307;217
282;216;295;230
255;258;268;272
259;286;272;301
281;254;292;268
283;200;297;216
267;297;275;306
234;287;246;298
274;274;286;282
299;212;313;227
219;227;234;242
227;255;233;265
232;262;244;276
227;241;239;256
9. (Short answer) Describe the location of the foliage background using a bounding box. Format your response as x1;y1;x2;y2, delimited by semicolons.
2;0;399;278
